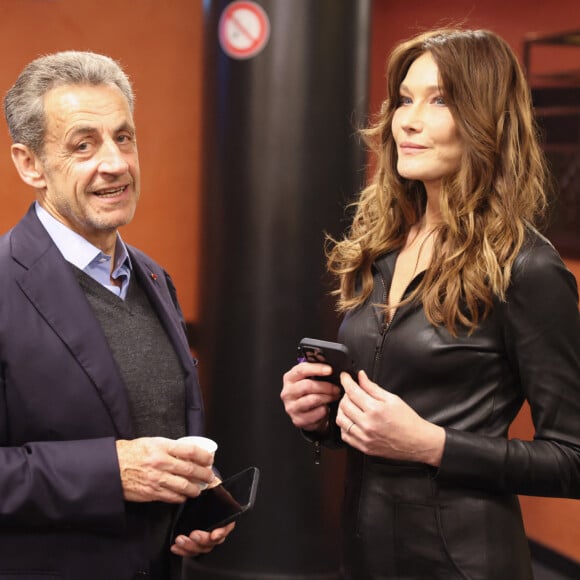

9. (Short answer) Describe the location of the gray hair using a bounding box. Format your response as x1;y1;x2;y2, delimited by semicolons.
4;51;135;154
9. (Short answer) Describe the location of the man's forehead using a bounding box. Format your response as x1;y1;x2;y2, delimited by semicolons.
43;84;134;133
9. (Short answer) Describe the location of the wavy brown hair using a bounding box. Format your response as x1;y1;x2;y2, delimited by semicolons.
327;28;549;334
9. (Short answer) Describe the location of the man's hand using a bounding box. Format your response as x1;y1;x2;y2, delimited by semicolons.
170;522;236;557
116;437;216;503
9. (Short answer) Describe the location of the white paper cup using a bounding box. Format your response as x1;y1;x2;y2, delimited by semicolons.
176;436;218;455
175;436;218;490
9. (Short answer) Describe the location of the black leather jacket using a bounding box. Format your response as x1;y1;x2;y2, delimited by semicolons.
333;230;580;579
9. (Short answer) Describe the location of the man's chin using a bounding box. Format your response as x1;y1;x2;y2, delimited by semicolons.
94;205;137;229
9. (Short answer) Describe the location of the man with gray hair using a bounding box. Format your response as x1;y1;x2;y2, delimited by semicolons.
0;51;233;579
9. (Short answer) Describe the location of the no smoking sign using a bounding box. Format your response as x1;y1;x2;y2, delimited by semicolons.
219;1;270;60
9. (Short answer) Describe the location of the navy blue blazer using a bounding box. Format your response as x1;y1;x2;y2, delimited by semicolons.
0;204;205;579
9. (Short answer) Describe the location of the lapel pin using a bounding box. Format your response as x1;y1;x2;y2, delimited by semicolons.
150;273;158;281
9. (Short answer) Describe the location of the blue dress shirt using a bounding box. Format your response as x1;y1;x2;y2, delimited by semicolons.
35;202;132;300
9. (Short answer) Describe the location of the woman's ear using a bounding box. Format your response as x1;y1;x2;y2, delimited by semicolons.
10;144;46;189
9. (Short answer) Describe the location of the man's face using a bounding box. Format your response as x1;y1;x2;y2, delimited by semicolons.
35;83;140;249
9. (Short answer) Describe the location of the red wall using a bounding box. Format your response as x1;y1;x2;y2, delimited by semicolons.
0;0;578;564
0;0;204;322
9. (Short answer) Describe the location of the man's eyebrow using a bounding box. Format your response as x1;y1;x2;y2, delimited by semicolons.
65;122;136;140
65;125;96;139
116;121;136;135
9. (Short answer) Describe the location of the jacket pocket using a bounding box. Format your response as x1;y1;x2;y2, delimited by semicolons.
393;501;467;579
437;492;533;580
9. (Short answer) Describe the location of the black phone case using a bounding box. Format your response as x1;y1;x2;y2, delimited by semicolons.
298;337;356;386
171;466;260;537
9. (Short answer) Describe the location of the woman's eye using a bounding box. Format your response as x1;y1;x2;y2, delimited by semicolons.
398;96;412;106
434;95;446;105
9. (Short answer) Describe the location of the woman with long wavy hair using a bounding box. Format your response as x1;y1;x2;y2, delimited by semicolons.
281;28;580;579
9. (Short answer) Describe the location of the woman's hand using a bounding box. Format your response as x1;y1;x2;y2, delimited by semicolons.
336;370;445;466
281;362;342;433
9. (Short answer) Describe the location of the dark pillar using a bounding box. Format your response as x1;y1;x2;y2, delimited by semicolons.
187;1;371;577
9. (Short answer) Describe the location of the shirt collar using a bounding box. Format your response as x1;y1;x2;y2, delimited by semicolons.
35;202;132;273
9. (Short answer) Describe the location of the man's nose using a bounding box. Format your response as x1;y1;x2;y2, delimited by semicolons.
98;140;129;174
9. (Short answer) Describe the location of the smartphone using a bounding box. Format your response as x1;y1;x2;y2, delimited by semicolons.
298;337;357;386
171;466;260;537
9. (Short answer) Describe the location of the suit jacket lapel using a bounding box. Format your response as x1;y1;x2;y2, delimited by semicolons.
129;251;204;423
130;253;193;374
11;206;134;437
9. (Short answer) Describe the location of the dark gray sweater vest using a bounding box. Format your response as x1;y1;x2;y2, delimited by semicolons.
72;267;187;575
72;266;186;439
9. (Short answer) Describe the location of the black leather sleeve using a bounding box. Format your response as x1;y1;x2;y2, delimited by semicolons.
439;237;580;497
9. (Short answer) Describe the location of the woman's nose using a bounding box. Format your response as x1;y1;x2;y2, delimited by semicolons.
400;104;424;132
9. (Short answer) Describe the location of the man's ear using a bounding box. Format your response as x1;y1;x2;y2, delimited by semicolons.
10;144;47;189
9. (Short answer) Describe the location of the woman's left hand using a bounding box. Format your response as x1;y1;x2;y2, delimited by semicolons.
336;370;445;467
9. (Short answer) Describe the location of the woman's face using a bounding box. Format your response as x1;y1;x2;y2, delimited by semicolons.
392;51;463;195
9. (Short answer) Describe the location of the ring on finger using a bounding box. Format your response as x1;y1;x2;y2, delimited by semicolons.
346;422;355;434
